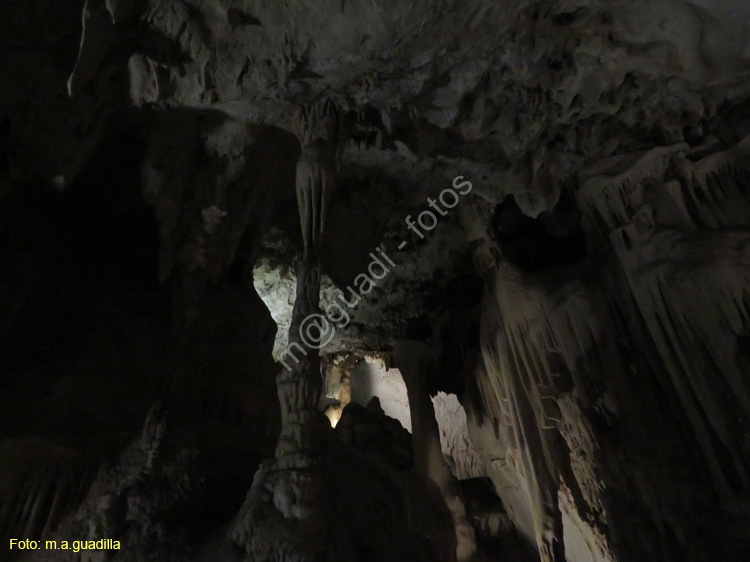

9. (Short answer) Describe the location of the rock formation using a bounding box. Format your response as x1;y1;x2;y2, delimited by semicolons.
1;1;750;561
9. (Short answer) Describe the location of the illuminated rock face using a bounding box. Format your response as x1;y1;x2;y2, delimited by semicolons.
2;1;750;561
469;140;750;562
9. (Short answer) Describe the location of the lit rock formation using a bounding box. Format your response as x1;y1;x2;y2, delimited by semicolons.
467;133;750;562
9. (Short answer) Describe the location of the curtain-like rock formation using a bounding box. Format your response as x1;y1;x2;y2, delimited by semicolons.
467;135;750;562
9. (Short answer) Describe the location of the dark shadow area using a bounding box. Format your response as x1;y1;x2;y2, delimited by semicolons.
459;478;538;562
491;191;587;273
0;125;166;442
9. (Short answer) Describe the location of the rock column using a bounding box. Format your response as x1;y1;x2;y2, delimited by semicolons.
272;98;342;518
232;98;342;560
393;341;476;561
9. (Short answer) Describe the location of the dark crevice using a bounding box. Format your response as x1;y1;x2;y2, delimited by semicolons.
491;191;588;272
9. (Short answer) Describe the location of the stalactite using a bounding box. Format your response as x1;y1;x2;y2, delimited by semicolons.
578;137;750;247
0;441;94;542
577;144;689;243
612;224;750;497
